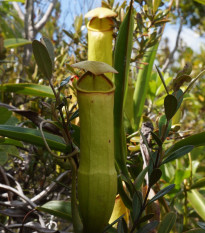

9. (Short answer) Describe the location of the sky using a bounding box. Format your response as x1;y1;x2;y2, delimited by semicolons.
59;0;205;53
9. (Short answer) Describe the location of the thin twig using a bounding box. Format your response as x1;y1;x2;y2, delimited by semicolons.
0;166;13;201
31;170;69;203
0;184;36;208
35;0;58;31
6;173;24;197
39;120;79;159
0;222;15;233
162;16;183;73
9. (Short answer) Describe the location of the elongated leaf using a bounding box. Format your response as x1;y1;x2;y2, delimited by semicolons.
37;201;72;221
134;166;149;190
157;212;176;233
0;107;12;124
184;70;205;95
151;131;162;146
184;229;205;233
118;176;132;209
148;184;175;204
149;168;162;187
32;40;53;80
114;1;134;176
132;192;142;221
4;38;31;48
173;89;183;110
139;214;154;224
187;190;205;220
0;150;8;165
153;0;161;13
117;218;127;233
166;132;205;155
71;61;118;75
191;178;205;189
133;44;159;130
0;125;68;153
194;0;205;5
162;145;194;165
41;37;55;67
137;220;159;233
173;74;191;92
155;65;169;95
0;138;24;148
158;115;171;139
1;83;55;98
164;95;178;120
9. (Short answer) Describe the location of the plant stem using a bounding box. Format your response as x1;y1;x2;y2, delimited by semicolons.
183;179;188;226
130;186;151;233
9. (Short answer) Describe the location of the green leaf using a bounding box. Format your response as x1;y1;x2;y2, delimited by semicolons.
0;125;68;153
32;40;53;80
71;61;118;75
157;212;176;233
132;192;142;220
162;145;194;165
173;74;192;92
158;115;171;139
117;218;128;233
137;220;159;233
103;214;124;233
151;131;162;146
133;44;159;130
194;0;205;4
69;109;79;122
134;166;149;190
0;107;12;124
118;176;132;209
4;38;30;48
155;65;169;95
0;138;24;148
164;95;178;120
149;168;162;187
184;70;205;95
183;229;205;233
191;178;205;189
40;37;55;67
114;1;134;176
187;190;205;220
153;0;161;13
166;131;205;155
174;169;191;189
139;214;155;224
172;89;183;110
148;184;175;204
37;201;72;221
1;83;55;98
0;150;8;165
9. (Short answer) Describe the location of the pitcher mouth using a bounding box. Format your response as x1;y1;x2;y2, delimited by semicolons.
87;17;114;32
76;71;115;94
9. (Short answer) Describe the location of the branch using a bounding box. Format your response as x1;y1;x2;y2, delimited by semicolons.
35;0;58;31
0;184;37;208
0;166;13;201
0;223;14;233
162;16;183;73
31;170;69;203
12;2;24;21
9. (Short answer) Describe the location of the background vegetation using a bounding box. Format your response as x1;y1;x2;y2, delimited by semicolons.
0;0;205;232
